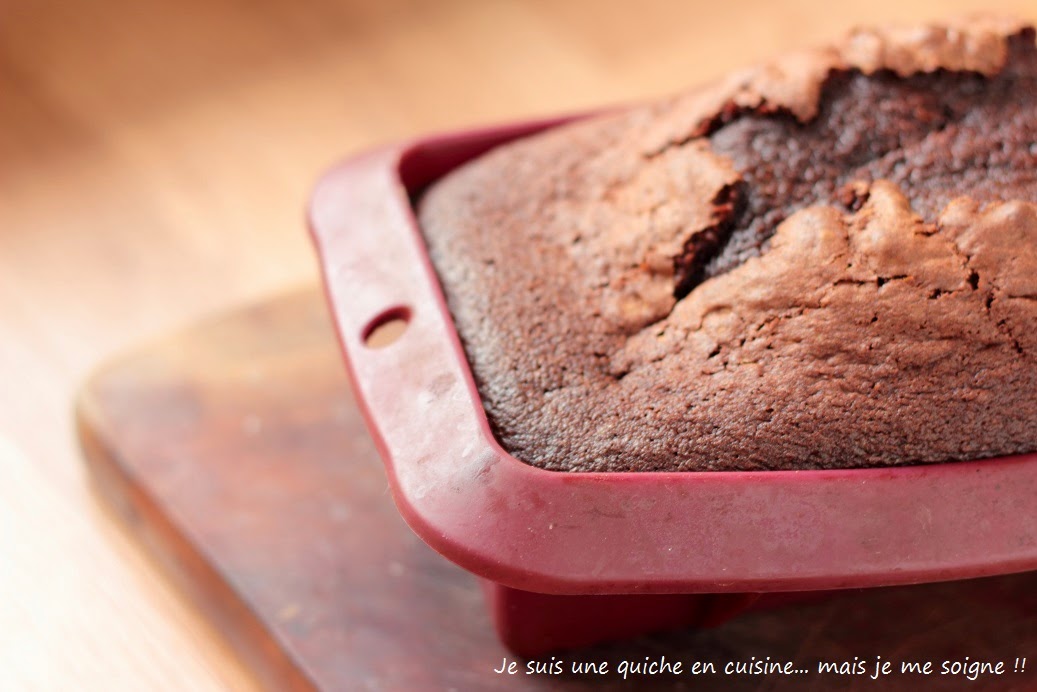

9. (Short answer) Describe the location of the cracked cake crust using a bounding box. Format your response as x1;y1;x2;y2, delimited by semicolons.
419;16;1037;471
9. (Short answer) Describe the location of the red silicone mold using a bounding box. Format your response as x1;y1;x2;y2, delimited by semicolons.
308;116;1037;656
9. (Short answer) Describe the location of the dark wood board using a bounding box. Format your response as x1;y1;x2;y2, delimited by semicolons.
76;287;1037;691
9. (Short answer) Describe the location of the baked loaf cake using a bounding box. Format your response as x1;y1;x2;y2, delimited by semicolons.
419;17;1037;472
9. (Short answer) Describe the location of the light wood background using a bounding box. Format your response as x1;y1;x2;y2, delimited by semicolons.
2;0;1034;689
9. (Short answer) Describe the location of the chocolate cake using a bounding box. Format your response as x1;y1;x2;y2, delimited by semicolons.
419;16;1037;471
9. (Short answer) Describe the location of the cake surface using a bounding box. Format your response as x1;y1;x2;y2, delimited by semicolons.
419;17;1037;472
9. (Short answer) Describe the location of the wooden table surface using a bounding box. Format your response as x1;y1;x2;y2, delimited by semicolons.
2;0;1034;689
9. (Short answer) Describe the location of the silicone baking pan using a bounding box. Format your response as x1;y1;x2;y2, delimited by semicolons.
308;116;1037;655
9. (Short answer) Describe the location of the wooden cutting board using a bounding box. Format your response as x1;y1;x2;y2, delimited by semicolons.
76;287;1037;691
